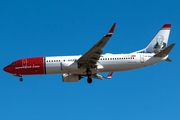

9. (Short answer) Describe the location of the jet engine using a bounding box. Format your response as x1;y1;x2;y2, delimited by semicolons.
62;74;81;82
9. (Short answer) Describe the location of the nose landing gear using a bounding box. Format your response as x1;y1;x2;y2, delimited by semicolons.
19;77;23;82
14;74;23;82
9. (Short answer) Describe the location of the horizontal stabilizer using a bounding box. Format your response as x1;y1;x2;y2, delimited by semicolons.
165;57;172;62
154;43;175;57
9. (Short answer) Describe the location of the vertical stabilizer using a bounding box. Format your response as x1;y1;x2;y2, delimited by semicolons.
133;24;171;53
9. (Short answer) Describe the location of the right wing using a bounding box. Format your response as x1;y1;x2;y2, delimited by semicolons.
77;23;116;68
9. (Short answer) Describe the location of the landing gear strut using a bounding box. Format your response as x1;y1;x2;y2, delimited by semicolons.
86;68;92;76
86;68;92;84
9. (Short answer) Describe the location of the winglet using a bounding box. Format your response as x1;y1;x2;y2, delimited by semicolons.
108;23;116;34
162;24;171;30
154;43;175;57
107;72;113;79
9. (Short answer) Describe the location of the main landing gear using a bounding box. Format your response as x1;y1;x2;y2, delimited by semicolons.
86;68;92;84
87;77;92;84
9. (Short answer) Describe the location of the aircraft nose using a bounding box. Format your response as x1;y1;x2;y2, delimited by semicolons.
3;66;11;73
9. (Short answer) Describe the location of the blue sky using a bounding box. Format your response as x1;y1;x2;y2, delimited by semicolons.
1;0;180;119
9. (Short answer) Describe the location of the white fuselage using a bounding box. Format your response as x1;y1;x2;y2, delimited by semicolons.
45;53;165;75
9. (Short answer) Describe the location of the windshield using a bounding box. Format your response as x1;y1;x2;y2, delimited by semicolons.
11;62;16;65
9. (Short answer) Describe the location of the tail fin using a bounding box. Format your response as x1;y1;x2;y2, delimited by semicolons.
134;24;171;53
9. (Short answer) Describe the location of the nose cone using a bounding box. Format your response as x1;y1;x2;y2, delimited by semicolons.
3;66;11;73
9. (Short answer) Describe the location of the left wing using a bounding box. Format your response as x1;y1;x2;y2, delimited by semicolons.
77;23;116;68
90;72;113;80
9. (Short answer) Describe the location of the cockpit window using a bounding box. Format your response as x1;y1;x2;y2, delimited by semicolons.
11;62;16;65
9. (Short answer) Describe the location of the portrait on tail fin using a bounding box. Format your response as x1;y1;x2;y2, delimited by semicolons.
153;35;166;53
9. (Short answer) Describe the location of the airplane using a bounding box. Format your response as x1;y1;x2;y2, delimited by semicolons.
3;23;175;84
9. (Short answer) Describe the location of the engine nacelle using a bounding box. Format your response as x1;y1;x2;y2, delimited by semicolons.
61;62;78;71
62;74;81;82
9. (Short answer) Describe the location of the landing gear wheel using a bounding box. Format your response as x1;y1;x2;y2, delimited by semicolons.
87;78;92;84
19;77;23;82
